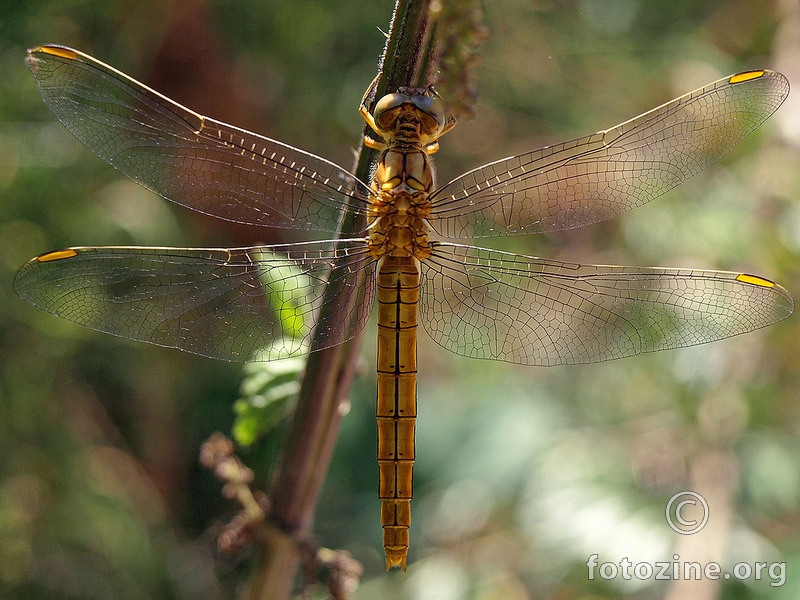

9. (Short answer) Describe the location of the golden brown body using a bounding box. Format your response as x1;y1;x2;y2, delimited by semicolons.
363;88;454;569
375;255;419;570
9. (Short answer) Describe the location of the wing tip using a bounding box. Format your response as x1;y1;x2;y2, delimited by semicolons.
26;45;80;79
734;273;794;319
726;68;790;100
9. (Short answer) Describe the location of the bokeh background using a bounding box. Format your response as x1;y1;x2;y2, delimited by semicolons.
2;0;800;598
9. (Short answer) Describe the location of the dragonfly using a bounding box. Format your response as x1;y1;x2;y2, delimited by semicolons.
15;45;793;570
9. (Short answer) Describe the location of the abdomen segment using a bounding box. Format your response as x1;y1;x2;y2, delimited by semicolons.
376;255;419;570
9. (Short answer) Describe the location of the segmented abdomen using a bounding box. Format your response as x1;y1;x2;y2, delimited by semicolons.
376;254;419;570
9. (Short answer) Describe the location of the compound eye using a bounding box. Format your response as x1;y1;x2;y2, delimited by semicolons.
408;95;445;130
373;93;411;123
412;96;446;135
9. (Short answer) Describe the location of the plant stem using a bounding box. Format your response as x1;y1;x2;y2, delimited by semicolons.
244;1;434;598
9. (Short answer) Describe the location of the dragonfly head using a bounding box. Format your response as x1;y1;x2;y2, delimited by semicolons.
373;87;447;142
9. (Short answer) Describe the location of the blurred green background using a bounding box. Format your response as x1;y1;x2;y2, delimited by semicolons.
2;0;800;598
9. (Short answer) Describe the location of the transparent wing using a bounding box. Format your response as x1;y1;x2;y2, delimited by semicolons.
428;70;790;238
419;243;794;366
14;240;377;362
26;45;373;233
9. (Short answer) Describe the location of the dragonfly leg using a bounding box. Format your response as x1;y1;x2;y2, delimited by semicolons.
360;73;385;139
364;134;387;151
423;140;440;154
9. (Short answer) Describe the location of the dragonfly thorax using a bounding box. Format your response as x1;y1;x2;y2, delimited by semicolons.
363;90;451;263
375;148;432;194
367;146;433;260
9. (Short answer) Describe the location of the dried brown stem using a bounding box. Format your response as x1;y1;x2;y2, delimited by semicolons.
200;433;268;555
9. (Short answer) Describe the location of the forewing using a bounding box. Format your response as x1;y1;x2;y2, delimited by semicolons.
429;70;790;238
14;240;376;362
419;243;793;366
26;45;373;232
